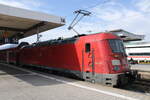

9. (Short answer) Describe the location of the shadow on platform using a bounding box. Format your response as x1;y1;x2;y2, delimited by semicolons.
0;63;78;86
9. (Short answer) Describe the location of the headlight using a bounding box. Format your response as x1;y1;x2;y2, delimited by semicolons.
112;60;121;65
113;66;120;71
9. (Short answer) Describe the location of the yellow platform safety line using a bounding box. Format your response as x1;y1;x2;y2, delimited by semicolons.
139;61;150;64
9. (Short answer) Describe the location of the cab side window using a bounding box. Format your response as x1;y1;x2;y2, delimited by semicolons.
85;43;91;52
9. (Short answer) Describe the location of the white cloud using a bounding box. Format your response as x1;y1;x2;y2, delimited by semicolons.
35;0;150;42
91;1;125;21
135;0;150;13
82;0;150;41
0;0;44;10
1;0;150;43
0;0;29;9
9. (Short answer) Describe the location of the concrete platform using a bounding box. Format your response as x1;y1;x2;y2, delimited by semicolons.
0;63;149;100
131;64;150;80
131;64;150;72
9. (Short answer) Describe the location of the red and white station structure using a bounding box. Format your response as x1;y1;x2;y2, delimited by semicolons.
109;29;150;64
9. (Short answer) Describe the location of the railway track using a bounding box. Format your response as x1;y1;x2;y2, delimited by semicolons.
122;78;150;94
134;79;150;86
133;79;150;93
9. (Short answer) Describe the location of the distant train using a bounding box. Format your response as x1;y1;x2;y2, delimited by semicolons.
0;33;138;86
126;42;150;64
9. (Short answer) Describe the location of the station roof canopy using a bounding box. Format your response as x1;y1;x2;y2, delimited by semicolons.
0;4;65;39
109;29;145;42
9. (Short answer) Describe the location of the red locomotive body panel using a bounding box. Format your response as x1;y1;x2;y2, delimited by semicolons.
0;47;18;64
20;33;129;73
0;33;137;86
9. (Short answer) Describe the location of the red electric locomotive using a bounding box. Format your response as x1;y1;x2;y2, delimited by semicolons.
0;33;137;86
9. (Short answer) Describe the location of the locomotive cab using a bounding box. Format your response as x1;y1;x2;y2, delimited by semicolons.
108;39;130;73
80;33;137;86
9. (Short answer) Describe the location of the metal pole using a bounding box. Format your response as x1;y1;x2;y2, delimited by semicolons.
37;27;39;43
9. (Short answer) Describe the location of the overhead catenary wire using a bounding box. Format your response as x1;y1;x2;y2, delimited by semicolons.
68;0;112;35
84;0;112;10
80;0;114;33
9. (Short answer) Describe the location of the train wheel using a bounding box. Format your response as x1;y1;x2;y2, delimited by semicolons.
91;79;95;83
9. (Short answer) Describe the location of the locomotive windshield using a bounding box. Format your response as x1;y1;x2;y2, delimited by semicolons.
109;39;125;53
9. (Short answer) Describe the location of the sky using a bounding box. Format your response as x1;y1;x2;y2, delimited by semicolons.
0;0;150;43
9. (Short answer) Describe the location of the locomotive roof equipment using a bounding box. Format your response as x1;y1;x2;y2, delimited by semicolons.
68;9;91;35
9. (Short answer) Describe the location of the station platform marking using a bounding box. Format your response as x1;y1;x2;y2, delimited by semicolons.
1;63;139;100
